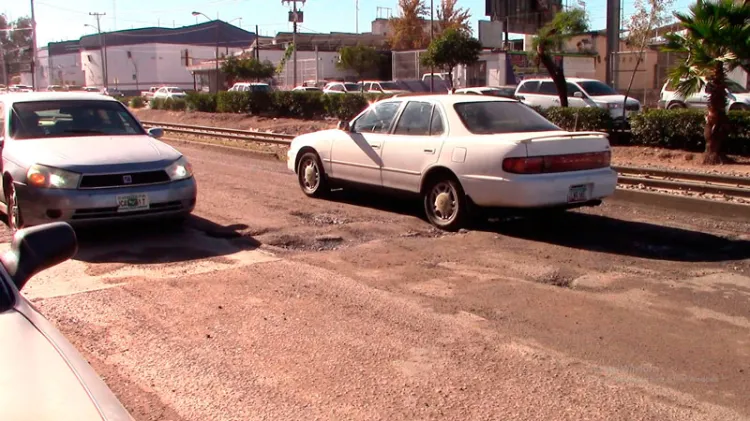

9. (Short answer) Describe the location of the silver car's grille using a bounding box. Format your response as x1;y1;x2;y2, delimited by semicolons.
72;201;184;220
79;170;170;189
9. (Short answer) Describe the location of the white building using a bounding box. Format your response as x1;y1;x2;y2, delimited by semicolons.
46;40;85;87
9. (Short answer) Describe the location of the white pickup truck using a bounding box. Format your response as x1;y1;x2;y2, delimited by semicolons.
141;86;159;99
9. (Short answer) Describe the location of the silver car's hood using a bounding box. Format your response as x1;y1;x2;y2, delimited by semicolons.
8;135;180;172
0;309;110;420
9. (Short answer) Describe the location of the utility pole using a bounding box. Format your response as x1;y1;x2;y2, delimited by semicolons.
255;24;260;61
89;12;109;89
430;0;434;92
0;43;7;87
30;0;38;90
355;0;359;33
192;12;219;92
282;0;305;87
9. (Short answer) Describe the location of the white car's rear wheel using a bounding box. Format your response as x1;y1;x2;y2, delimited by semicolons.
423;176;466;231
297;152;329;198
5;181;24;232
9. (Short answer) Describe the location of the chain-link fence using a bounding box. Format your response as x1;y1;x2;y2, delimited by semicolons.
392;50;428;81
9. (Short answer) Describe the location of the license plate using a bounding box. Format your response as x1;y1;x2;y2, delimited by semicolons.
567;185;589;203
116;194;149;212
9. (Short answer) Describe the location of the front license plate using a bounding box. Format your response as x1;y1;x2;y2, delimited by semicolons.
567;185;589;203
116;194;149;212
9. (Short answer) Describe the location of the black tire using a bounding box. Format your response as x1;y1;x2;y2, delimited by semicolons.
4;180;23;232
297;151;329;198
422;175;467;232
667;102;686;110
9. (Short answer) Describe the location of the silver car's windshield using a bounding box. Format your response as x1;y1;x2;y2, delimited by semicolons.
454;101;560;134
10;100;146;140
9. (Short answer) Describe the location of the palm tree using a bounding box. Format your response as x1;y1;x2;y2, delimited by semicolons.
662;0;750;164
533;8;589;107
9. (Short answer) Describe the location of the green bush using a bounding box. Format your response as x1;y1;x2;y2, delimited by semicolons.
150;98;166;110
322;94;369;120
130;96;145;108
630;109;750;154
247;91;273;115
170;98;187;111
272;91;325;119
216;91;251;113
185;92;217;112
542;107;613;132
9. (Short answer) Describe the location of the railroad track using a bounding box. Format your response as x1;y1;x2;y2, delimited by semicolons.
141;121;750;204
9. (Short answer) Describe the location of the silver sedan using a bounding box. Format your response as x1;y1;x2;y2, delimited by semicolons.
0;92;196;231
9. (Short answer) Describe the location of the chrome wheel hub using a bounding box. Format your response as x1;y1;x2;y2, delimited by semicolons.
430;182;457;221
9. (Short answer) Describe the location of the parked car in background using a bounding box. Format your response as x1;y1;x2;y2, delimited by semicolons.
65;85;85;92
228;82;272;93
515;78;641;122
292;86;323;92
153;86;187;100
322;82;361;94
9;85;33;93
105;88;125;97
658;79;750;111
455;86;517;98
0;222;135;420
83;87;99;93
360;81;410;95
0;92;197;231
287;94;615;231
141;86;159;99
0;85;7;94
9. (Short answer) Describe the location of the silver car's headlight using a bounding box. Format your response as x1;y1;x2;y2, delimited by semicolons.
26;164;81;189
165;156;194;181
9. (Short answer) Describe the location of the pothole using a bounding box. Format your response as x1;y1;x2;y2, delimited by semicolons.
290;211;349;226
265;233;344;252
534;269;579;288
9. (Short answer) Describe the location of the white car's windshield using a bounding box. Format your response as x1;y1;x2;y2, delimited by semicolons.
10;100;146;140
727;80;748;94
454;101;560;134
578;81;618;96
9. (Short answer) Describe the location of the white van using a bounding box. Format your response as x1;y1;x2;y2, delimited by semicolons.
514;78;641;120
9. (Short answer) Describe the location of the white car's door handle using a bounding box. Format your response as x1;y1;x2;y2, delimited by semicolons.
424;148;435;154
370;144;381;149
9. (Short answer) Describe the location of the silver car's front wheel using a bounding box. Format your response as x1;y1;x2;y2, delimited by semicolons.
5;181;23;232
297;152;329;198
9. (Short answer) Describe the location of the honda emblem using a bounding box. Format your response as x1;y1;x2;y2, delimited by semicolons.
123;175;133;184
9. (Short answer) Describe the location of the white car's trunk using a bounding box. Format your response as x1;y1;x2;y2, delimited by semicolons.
520;132;611;157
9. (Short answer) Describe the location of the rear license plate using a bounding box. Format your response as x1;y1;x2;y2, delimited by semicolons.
567;185;589;203
116;193;149;212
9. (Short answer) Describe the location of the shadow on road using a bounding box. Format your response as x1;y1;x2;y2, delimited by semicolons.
73;215;260;264
483;211;750;263
324;189;749;263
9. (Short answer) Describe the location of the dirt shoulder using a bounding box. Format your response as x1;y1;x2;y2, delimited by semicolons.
133;109;750;176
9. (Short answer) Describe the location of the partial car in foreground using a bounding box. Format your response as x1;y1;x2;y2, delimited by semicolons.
0;222;134;420
0;92;197;231
287;95;616;230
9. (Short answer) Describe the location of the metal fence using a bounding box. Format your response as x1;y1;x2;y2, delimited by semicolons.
392;50;428;81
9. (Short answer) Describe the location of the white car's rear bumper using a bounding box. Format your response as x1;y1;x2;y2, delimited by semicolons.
460;168;617;208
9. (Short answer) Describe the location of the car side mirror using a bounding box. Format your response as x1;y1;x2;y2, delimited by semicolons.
148;127;164;139
337;120;351;132
573;92;583;98
1;222;78;291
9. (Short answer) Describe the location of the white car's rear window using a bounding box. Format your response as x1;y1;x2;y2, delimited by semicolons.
454;102;560;135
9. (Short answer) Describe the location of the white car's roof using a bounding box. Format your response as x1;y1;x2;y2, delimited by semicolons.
519;77;597;83
1;92;118;104
384;94;517;105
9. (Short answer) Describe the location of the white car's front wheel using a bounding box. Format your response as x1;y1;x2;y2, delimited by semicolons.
297;152;329;198
423;176;467;232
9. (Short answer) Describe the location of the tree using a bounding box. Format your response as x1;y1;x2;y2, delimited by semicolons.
420;28;482;89
532;8;589;107
621;0;674;111
662;0;750;164
436;0;472;36
0;15;33;82
221;55;276;84
336;44;381;86
388;0;429;50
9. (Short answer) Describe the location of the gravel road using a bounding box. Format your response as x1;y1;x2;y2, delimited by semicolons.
11;140;750;420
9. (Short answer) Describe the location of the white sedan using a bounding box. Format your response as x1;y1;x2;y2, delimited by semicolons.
153;86;187;100
287;95;617;230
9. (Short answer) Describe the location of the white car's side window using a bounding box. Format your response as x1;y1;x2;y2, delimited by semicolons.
393;101;432;136
430;107;445;136
353;102;401;134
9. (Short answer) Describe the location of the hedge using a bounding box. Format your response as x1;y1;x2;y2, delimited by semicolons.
129;96;145;108
540;107;613;132
630;109;750;155
149;97;187;111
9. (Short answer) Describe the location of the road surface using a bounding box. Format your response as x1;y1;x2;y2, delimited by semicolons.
11;140;750;420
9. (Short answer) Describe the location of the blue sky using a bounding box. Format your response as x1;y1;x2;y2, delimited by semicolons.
4;0;692;46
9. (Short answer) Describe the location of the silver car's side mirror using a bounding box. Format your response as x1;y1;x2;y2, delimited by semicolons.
573;91;584;98
148;127;164;139
337;120;351;132
1;222;78;290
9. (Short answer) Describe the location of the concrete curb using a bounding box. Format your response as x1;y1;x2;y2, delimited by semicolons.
613;188;750;220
